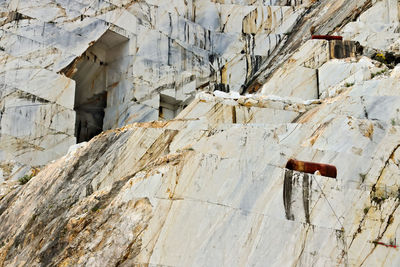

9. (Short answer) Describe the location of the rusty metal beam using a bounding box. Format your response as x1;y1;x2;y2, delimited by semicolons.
285;159;337;178
311;35;343;41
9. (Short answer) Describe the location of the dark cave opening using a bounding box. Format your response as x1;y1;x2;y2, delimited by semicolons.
73;45;108;143
75;92;107;143
71;30;129;142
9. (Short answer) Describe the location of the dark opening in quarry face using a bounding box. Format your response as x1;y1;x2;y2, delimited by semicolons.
72;30;129;142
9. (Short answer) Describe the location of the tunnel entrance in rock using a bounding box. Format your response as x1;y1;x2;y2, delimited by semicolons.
71;30;129;142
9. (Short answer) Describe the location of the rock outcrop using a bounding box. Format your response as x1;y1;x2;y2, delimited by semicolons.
0;0;400;266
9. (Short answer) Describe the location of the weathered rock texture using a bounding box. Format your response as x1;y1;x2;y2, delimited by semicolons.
1;83;400;266
0;0;400;266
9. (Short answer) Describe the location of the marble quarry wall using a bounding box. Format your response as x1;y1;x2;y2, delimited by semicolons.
69;30;130;142
0;0;399;184
261;39;358;99
0;0;309;178
1;0;400;266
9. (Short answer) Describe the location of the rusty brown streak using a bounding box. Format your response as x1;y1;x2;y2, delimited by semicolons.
285;159;337;178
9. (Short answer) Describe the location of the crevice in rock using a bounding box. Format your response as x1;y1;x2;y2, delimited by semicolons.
231;106;237;124
316;68;320;98
359;202;400;266
115;224;148;267
350;144;400;261
294;225;311;266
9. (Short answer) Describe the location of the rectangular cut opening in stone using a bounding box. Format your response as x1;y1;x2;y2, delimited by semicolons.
71;30;129;142
159;94;183;121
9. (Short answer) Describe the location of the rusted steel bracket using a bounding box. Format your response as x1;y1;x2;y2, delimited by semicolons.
285;159;337;178
312;35;343;41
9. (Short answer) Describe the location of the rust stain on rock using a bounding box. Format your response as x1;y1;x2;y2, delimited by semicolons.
59;56;82;78
108;81;120;89
359;121;374;140
247;81;262;94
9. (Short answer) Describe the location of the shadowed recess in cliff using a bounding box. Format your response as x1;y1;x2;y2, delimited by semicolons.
68;30;129;142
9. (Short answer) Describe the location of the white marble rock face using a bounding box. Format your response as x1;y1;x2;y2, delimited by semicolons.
0;0;400;266
340;0;400;52
0;0;305;174
0;81;400;265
